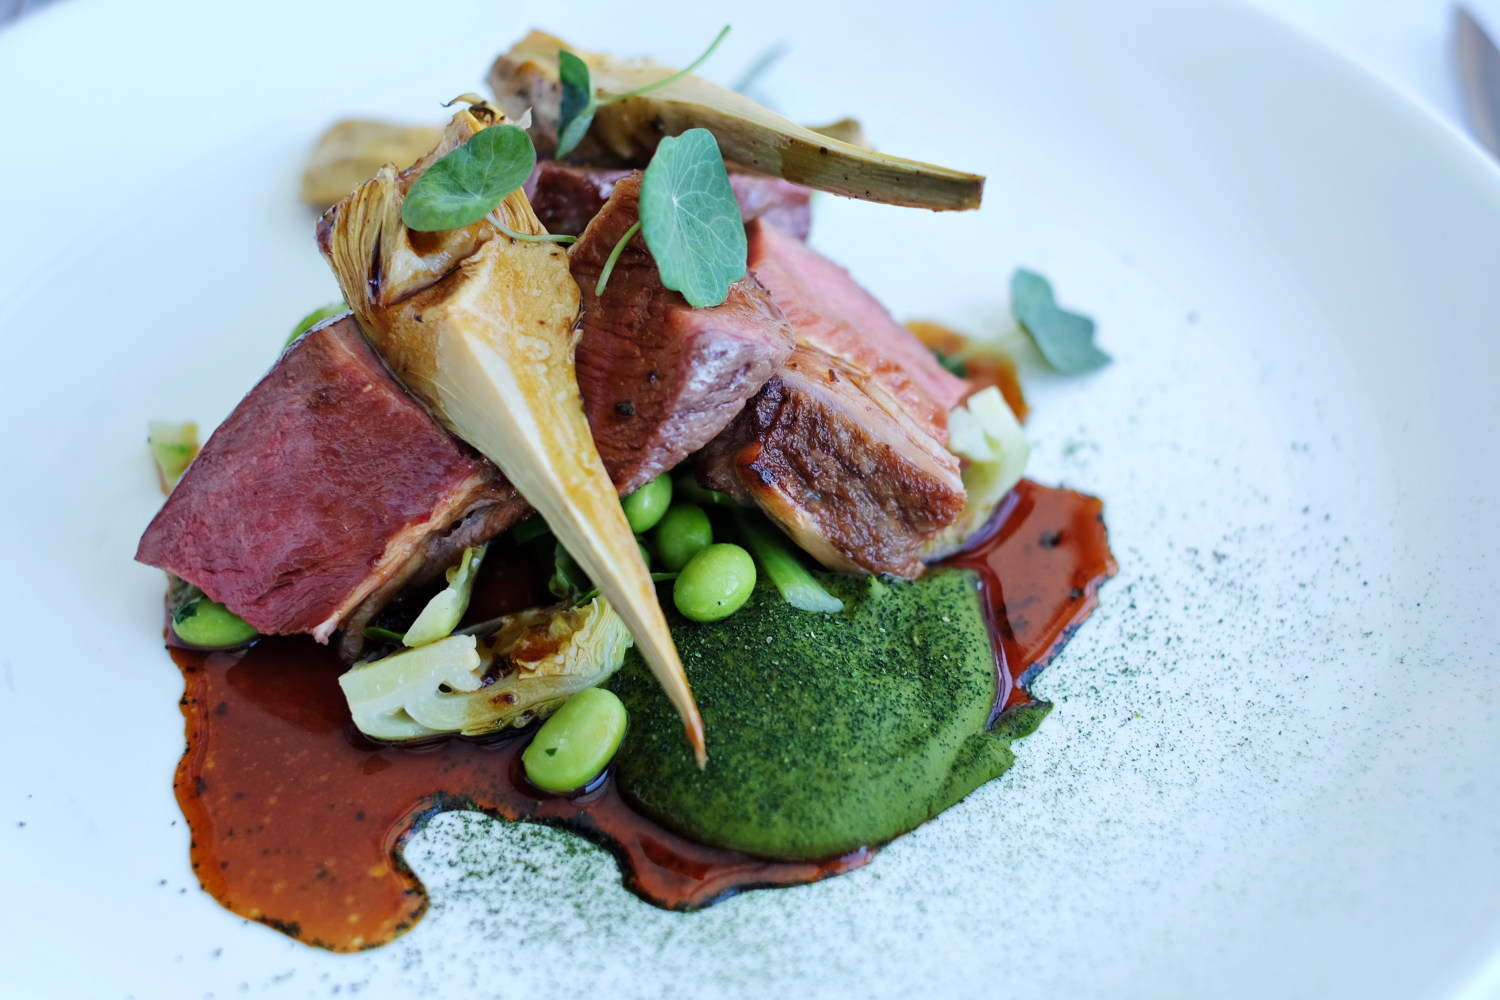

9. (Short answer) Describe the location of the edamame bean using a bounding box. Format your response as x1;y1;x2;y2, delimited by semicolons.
172;597;258;648
673;543;756;622
521;687;629;793
654;503;713;572
621;475;673;533
674;471;737;508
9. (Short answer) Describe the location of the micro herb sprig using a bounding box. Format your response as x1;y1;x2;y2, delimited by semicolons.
593;128;746;307
555;25;731;160
1009;269;1111;374
595;221;641;297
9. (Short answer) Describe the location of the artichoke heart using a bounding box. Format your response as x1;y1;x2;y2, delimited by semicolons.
338;597;633;740
318;105;706;763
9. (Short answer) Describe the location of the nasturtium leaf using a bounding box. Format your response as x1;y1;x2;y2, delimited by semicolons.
400;124;536;232
639;128;747;308
1009;269;1110;374
556;50;596;160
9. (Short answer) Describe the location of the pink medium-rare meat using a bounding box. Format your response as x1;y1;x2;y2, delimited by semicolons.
697;220;974;577
523;162;626;238
746;220;968;437
135;316;524;643
727;172;812;241
569;172;797;495
697;343;967;579
524;161;812;239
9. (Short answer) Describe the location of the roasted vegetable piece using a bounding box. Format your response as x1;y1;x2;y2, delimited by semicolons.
148;421;199;492
733;513;844;613
922;387;1030;559
338;597;633;740
301;120;443;210
488;32;984;212
402;543;487;647
320;106;706;763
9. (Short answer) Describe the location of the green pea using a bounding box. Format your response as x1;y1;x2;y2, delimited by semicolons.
172;597;258;649
621;475;673;533
522;687;629;793
673;543;756;622
653;503;713;572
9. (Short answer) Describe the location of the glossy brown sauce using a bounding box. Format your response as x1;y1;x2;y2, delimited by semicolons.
170;481;1113;951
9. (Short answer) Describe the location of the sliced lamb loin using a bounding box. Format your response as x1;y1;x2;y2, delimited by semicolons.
726;171;812;242
569;172;797;496
697;220;969;578
135;316;526;645
523;162;627;238
525;160;812;239
746;220;968;439
697;345;967;579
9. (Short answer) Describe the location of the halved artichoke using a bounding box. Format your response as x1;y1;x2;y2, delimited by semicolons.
338;597;633;740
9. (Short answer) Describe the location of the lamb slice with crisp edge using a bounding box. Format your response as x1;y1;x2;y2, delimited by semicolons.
135;316;526;642
569;171;797;495
697;343;967;579
746;220;969;437
696;220;970;578
319;106;705;763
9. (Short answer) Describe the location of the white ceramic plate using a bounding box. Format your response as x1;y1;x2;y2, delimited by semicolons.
3;0;1499;997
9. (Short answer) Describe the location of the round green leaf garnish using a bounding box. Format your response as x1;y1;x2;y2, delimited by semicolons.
400;124;537;232
639;128;747;308
555;50;598;160
1009;269;1111;374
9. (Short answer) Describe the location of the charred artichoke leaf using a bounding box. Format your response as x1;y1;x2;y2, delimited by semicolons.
488;31;983;212
337;598;632;740
923;387;1030;560
321;107;706;763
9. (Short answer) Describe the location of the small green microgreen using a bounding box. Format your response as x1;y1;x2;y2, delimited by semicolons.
285;301;348;349
556;50;597;161
639;128;747;307
554;26;731;160
1009;269;1110;374
493;221;577;245
400;124;536;232
731;43;788;107
930;348;968;379
595;221;642;297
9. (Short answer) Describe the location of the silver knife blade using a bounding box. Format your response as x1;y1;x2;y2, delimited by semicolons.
1455;6;1500;158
